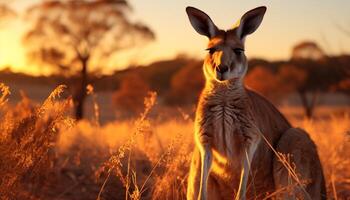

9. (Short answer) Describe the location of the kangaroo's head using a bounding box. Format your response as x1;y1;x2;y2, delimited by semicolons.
186;6;266;84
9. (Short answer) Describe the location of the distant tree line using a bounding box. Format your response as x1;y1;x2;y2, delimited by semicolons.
1;0;348;120
112;42;350;119
246;41;349;118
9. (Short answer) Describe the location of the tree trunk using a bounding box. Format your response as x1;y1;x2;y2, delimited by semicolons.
298;90;319;119
74;57;89;120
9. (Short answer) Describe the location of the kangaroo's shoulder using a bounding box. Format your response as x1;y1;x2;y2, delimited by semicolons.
245;88;291;133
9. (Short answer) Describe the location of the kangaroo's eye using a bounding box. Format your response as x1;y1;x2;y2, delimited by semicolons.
206;48;216;55
233;48;244;55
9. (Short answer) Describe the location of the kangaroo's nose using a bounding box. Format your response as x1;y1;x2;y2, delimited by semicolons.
216;65;229;73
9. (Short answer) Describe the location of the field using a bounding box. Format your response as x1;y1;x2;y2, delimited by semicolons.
0;84;349;200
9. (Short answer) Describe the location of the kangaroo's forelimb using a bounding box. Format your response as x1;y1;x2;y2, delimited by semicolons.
197;134;213;200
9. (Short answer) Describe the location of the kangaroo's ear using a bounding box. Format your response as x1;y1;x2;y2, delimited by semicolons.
186;6;219;38
237;6;266;39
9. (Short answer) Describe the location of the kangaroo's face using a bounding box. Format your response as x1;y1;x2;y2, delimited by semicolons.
203;30;247;82
186;6;266;83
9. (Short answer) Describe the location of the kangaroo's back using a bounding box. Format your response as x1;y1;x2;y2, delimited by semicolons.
246;88;291;142
243;88;292;196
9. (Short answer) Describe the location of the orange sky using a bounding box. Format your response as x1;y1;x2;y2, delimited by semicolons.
0;0;349;75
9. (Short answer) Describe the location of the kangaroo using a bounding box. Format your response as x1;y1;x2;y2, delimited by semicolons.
186;6;326;200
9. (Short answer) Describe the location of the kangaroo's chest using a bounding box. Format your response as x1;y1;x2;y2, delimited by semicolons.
203;102;249;158
210;104;240;144
201;103;248;189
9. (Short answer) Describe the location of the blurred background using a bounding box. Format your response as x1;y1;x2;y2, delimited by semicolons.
0;0;349;121
1;1;350;200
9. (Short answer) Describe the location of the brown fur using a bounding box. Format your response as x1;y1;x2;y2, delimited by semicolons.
187;85;326;199
185;6;326;200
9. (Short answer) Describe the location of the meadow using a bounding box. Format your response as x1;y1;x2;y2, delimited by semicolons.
0;84;349;200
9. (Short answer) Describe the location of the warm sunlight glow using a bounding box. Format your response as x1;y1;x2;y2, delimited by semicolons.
211;150;230;178
1;1;349;199
0;28;28;72
0;0;349;75
212;149;228;165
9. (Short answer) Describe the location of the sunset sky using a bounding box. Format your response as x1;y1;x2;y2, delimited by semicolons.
0;0;349;75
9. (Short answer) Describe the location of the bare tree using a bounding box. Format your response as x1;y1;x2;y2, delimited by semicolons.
23;0;155;120
291;41;326;118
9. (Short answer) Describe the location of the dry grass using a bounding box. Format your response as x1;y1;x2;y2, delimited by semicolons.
0;84;349;199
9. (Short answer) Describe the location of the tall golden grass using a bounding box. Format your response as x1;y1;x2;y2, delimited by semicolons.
0;84;349;199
